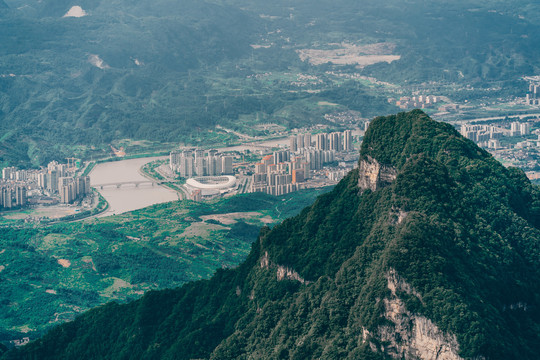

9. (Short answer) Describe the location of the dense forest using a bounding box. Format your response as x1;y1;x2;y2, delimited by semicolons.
5;110;539;359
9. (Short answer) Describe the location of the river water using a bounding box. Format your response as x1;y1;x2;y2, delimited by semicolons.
89;157;178;217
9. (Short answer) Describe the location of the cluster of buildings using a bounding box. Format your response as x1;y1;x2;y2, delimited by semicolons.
510;121;531;137
169;149;233;178
514;134;540;149
323;111;363;125
56;175;91;204
460;121;533;149
1;161;91;209
0;185;27;210
460;124;505;149
167;130;358;199
525;82;540;106
251;151;308;195
394;95;439;110
251;130;355;195
289;130;353;153
458;117;540;179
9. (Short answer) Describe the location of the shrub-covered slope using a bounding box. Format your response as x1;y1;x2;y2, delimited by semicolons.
5;110;540;359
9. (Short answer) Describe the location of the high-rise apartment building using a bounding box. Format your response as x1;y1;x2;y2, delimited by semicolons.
316;133;327;150
290;136;298;152
297;134;304;149
510;122;520;137
170;149;235;177
304;134;312;148
343;130;353;151
520;122;531;136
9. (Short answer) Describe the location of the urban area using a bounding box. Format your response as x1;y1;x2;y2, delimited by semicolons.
0;160;92;211
168;130;357;201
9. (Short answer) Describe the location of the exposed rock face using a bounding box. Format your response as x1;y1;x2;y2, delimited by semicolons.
390;206;409;225
261;251;306;283
376;269;464;360
276;265;306;283
358;155;397;191
260;251;270;268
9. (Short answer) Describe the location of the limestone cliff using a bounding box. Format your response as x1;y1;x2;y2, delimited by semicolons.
358;155;397;191
375;269;464;360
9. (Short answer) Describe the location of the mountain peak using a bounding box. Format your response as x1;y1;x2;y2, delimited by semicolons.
360;109;481;170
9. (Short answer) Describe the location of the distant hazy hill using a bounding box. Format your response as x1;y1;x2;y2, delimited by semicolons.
6;110;540;359
222;0;540;83
0;0;261;165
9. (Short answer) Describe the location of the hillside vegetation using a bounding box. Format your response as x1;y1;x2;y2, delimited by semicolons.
0;188;330;345
6;110;539;359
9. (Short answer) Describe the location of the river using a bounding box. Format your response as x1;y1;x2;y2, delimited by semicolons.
89;157;179;217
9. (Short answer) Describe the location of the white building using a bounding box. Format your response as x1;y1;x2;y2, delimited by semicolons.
520;122;531;136
510;122;520;137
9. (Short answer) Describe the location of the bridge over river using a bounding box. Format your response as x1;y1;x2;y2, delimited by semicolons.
92;180;178;189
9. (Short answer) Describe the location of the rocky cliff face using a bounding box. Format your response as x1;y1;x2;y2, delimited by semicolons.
358;155;397;191
260;251;307;283
375;269;464;360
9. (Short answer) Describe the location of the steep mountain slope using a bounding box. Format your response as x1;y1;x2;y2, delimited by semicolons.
4;110;540;359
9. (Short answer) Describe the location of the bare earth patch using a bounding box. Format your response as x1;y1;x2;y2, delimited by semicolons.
260;216;274;224
57;259;71;268
200;212;263;225
12;325;34;334
102;278;133;297
2;205;79;220
82;257;98;272
318;101;339;106
181;222;229;238
296;42;400;66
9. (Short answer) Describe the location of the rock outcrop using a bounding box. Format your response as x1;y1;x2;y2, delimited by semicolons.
376;269;464;360
261;251;306;283
358;155;397;191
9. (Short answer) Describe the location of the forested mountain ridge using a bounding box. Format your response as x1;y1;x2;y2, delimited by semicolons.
5;110;540;359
